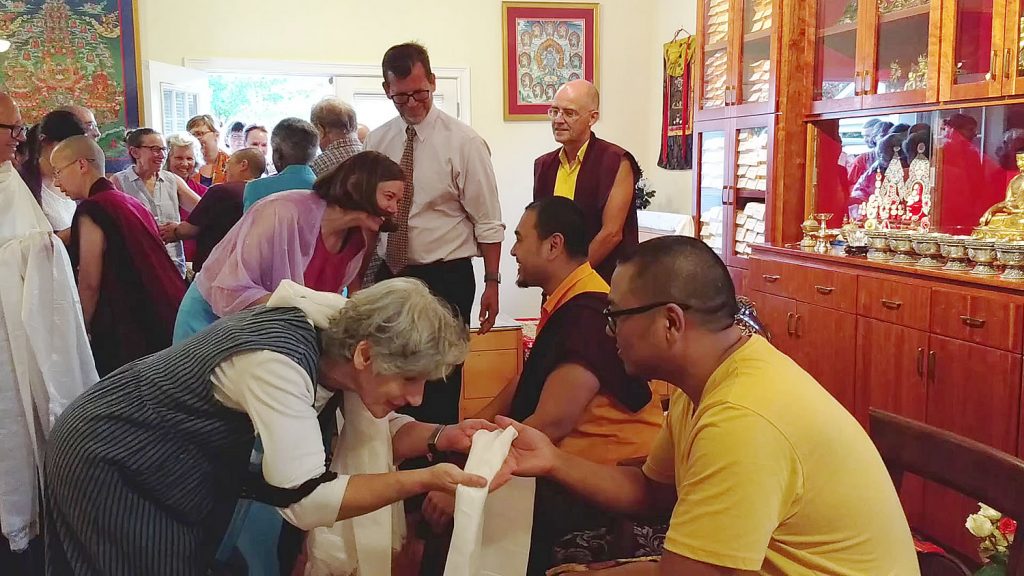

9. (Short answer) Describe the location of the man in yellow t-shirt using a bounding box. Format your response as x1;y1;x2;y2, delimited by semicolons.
499;236;920;575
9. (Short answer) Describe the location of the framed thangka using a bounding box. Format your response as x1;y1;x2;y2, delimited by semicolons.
502;2;599;121
0;0;142;172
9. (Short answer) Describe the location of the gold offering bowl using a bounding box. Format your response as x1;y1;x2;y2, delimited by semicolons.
995;241;1024;281
911;233;948;268
965;238;999;276
939;236;973;272
865;230;893;261
800;217;820;249
888;231;919;264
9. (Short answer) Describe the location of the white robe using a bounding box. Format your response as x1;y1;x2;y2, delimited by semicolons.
0;162;98;550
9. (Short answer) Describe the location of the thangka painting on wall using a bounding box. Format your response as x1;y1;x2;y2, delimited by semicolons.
502;2;598;121
0;0;142;171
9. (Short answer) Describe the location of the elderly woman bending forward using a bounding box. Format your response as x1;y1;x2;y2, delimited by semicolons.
44;279;494;576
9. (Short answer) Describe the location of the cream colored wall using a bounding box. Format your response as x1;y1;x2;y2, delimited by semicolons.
137;0;697;318
645;0;697;215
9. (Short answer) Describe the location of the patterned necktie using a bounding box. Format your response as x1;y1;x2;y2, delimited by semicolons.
386;125;416;274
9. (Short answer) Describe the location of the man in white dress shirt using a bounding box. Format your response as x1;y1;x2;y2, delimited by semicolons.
365;42;504;426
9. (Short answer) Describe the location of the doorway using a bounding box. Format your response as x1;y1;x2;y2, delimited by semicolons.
143;59;471;140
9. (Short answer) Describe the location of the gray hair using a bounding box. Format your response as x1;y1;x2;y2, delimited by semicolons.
271;117;319;168
311;98;358;134
164;133;200;171
320;278;469;379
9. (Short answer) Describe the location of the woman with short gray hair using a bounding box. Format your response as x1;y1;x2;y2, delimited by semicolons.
45;278;496;575
164;133;203;185
164;132;207;261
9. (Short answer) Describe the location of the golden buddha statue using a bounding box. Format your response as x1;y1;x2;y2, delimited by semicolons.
976;152;1024;240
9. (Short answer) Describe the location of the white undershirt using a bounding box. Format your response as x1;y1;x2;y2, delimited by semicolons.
39;180;77;232
210;349;414;530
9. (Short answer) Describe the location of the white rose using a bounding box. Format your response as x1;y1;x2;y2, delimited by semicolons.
993;530;1009;552
967;514;995;538
978;503;1003;521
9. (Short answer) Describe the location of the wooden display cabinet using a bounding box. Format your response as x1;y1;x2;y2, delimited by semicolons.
809;0;941;114
749;244;1024;559
938;0;1024;101
696;0;781;120
693;115;775;270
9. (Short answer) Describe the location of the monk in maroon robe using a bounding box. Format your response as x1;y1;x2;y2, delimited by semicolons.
52;136;186;376
533;80;640;282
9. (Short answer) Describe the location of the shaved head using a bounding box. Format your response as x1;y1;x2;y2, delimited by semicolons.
226;147;267;181
556;79;600;111
52;135;105;175
0;92;24;163
551;80;600;148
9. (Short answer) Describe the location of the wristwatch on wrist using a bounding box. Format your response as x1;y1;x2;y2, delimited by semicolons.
427;424;447;462
484;272;501;284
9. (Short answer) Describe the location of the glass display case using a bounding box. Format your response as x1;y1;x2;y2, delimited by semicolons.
694;117;775;267
740;0;774;104
809;0;941;113
697;125;728;255
810;103;1024;234
699;0;731;114
697;0;779;119
864;0;939;106
812;0;862;111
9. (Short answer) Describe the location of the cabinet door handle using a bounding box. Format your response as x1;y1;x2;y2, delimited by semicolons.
927;350;936;382
854;71;863;96
786;312;795;336
1005;49;1013;79
960;315;987;329
987;50;998;81
762;274;781;283
880;299;903;311
916;347;925;378
794;314;803;338
814;285;835;295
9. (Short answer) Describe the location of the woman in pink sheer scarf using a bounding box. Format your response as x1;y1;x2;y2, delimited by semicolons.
172;151;403;342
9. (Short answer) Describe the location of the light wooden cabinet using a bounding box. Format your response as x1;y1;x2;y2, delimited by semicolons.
459;327;523;420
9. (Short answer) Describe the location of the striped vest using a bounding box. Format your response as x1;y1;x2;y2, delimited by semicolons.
45;306;323;574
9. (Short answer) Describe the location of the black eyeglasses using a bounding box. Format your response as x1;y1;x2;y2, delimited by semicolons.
603;301;689;335
136;145;168;154
0;123;27;139
388;89;432;105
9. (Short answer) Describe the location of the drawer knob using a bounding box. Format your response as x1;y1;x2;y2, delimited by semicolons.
880;299;902;311
960;315;987;329
815;285;835;295
763;274;781;283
